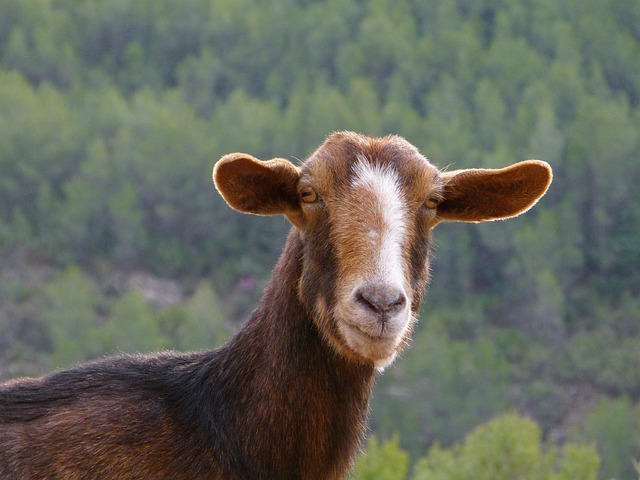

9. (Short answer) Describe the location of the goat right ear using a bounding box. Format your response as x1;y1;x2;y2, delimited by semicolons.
436;160;552;223
213;153;302;226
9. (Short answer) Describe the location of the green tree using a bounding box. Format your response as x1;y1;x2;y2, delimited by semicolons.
557;327;640;396
176;47;234;117
350;435;409;480
160;280;229;351
42;266;101;368
54;138;117;263
572;397;640;480
0;70;80;228
3;1;79;88
504;211;567;343
99;290;168;354
373;318;511;455
412;412;599;480
565;94;638;295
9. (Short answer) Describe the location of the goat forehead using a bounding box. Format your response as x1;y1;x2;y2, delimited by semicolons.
349;156;408;279
350;155;406;228
302;145;438;194
351;154;399;190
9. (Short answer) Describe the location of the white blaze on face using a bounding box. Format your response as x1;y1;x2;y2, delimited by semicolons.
351;155;408;290
330;155;413;369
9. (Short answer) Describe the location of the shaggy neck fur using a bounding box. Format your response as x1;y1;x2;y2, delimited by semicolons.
196;230;376;479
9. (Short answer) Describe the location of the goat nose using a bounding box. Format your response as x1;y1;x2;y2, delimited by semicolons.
355;285;407;316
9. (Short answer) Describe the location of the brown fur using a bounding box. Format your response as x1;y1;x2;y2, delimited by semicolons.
1;131;551;479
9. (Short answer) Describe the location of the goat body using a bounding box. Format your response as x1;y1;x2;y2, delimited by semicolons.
1;234;371;479
0;132;552;479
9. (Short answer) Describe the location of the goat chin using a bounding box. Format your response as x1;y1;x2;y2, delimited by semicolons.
333;306;412;366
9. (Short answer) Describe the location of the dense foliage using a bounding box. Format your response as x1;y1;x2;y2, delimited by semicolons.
352;412;601;480
1;0;639;478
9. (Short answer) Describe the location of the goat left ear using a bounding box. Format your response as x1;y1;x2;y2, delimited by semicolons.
213;153;302;226
437;160;552;223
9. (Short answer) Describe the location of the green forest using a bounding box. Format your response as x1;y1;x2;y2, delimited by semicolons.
0;0;639;478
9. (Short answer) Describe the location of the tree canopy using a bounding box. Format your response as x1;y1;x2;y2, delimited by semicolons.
1;0;639;478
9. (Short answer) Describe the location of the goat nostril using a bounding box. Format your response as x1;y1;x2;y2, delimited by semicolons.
355;291;377;313
392;294;407;309
355;287;406;315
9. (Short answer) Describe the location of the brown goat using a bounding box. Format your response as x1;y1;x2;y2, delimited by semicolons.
0;132;552;479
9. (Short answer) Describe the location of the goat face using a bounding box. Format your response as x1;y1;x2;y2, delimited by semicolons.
214;132;552;368
294;134;440;368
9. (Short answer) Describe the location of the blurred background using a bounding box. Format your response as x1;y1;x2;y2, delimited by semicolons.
0;0;639;478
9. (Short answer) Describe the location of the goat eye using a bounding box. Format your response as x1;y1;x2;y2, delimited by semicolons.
424;197;440;209
300;187;318;203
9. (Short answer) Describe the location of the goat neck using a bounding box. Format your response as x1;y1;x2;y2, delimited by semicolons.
211;229;375;479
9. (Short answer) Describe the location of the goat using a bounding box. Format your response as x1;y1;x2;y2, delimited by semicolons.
0;132;552;479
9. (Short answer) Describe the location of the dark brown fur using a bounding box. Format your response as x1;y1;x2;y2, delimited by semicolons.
1;232;373;480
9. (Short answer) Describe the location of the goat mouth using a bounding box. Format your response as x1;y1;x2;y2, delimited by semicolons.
339;320;405;367
345;322;396;342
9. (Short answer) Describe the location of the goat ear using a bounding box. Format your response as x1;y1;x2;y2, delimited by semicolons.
213;153;302;226
437;160;552;223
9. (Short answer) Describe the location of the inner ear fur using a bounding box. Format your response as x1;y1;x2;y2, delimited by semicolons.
213;153;301;221
437;160;552;223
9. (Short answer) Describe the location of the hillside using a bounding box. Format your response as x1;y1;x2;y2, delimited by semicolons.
1;0;639;478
